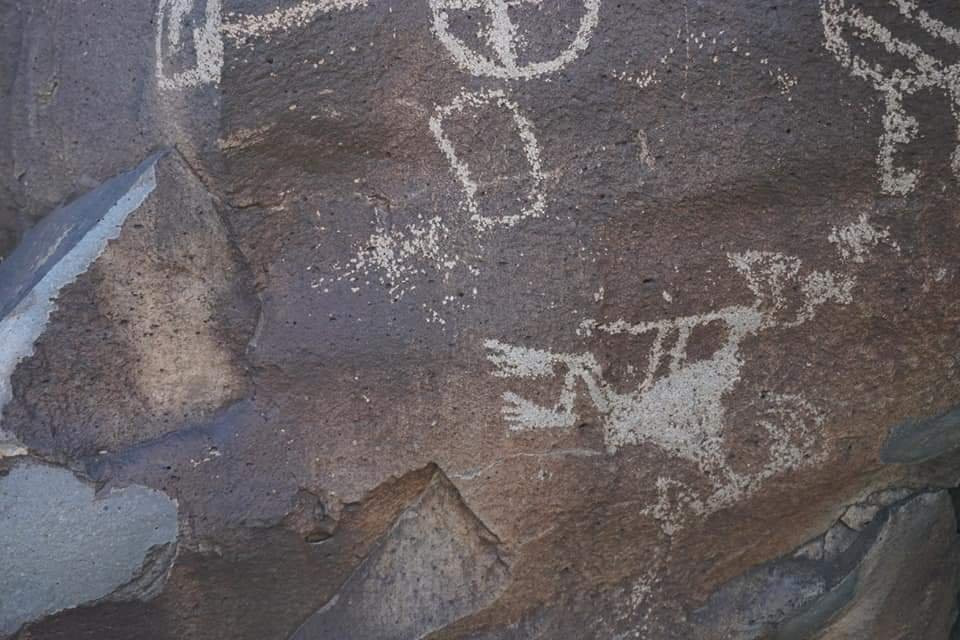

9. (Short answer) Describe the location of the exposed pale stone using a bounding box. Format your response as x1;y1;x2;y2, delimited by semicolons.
0;462;178;637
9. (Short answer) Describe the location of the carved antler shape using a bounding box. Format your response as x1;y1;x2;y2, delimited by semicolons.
821;0;960;194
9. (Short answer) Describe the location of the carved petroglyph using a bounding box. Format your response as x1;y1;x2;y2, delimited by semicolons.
487;252;845;454
610;28;799;104
829;213;900;263
486;252;852;530
430;89;546;232
821;0;960;194
343;1;604;301
154;0;601;324
221;0;370;42
155;0;224;91
157;0;602;87
339;214;452;298
156;0;371;90
428;0;602;80
335;87;548;302
401;0;602;283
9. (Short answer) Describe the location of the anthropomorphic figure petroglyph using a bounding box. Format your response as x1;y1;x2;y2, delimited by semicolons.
821;0;960;195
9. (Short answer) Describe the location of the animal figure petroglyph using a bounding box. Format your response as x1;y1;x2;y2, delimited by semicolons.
486;252;853;529
821;0;960;194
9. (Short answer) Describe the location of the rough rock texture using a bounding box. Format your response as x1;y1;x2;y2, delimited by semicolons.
290;469;509;640
688;490;960;639
1;0;960;639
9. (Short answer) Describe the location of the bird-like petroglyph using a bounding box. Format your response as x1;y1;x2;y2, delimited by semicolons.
821;0;960;195
486;251;858;530
487;252;848;451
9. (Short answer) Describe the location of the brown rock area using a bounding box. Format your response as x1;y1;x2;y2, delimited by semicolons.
1;1;960;639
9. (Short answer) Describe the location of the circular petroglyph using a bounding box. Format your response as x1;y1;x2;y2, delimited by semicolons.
428;0;602;80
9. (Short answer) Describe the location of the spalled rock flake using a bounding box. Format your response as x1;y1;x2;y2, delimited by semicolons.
0;462;178;637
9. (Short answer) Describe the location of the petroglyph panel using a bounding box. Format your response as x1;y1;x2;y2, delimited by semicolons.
486;251;850;531
8;1;960;638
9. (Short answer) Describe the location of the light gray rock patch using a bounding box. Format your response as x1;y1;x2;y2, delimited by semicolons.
0;461;178;637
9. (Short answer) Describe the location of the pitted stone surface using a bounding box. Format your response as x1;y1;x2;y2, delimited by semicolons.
290;470;508;640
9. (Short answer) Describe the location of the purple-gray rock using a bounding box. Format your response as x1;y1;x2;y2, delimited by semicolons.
2;1;960;638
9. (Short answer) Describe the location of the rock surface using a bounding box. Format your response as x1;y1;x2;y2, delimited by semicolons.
1;0;960;639
0;461;178;636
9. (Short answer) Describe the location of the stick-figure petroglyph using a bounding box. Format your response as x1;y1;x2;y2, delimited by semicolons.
821;0;960;195
430;89;547;232
485;252;853;529
428;0;601;80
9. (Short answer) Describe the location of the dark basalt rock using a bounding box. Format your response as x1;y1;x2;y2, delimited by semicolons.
290;468;509;640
